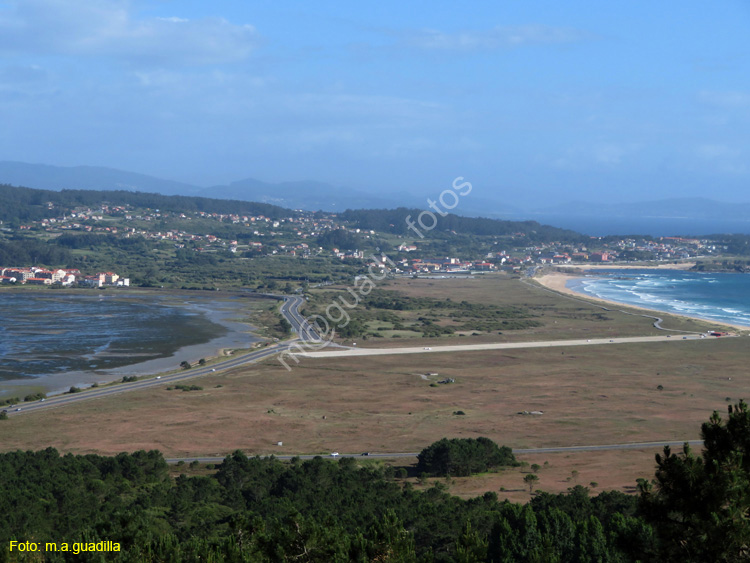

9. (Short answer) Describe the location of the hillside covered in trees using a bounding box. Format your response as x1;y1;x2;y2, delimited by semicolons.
0;184;291;225
0;448;646;562
0;183;586;244
1;403;749;562
339;208;586;242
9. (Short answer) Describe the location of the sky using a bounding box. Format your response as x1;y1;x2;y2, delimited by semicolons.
1;0;749;209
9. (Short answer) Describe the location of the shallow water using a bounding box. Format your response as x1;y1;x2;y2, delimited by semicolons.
0;291;234;383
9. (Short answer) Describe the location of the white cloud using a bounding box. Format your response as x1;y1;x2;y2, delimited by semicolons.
594;144;627;164
696;144;741;159
0;64;48;84
694;144;748;175
403;25;593;52
695;144;747;174
0;0;259;65
698;90;750;108
158;17;188;24
552;142;639;168
279;93;445;123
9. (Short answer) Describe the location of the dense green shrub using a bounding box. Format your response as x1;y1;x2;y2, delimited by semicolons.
416;437;518;477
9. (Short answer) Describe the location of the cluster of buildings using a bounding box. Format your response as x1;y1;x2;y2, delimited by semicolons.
522;236;713;265
533;251;608;264
6;200;722;279
374;234;715;275
0;268;128;287
396;257;498;274
18;203;348;258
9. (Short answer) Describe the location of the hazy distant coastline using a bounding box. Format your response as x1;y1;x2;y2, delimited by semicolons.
5;161;750;236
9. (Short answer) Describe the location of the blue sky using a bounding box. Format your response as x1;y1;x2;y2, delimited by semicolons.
1;0;749;208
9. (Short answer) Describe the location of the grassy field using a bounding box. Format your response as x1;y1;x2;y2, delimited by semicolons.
2;337;747;497
305;274;725;348
2;275;746;499
426;447;661;502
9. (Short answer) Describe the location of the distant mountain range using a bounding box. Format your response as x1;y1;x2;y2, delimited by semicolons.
2;161;750;234
0;161;523;217
0;161;198;197
0;161;401;212
197;177;396;210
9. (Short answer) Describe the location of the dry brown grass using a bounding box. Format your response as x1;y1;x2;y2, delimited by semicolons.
3;338;747;458
2;275;745;497
429;448;659;503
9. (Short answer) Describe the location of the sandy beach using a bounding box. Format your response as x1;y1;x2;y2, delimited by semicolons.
534;269;749;332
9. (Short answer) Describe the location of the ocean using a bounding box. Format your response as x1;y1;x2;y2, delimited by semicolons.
566;269;750;328
519;214;750;237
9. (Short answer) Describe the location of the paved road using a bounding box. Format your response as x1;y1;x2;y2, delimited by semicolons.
512;439;704;455
7;309;720;416
5;293;313;418
3;292;724;422
295;333;719;359
6;292;708;465
5;344;286;417
165;440;704;465
279;295;320;342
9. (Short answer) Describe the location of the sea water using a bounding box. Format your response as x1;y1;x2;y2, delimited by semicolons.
566;270;750;328
0;292;229;382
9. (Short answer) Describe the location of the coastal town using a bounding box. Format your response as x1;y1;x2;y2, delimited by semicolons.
0;267;129;287
0;198;726;287
3;3;750;560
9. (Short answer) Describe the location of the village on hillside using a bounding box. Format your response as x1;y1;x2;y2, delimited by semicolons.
0;199;722;284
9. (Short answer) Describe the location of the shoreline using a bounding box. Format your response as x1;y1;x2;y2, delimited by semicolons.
534;269;750;332
0;292;266;396
558;262;696;271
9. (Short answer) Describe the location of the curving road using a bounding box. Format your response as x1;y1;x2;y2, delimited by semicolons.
279;295;320;342
5;294;313;418
5;292;709;466
6;299;724;416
